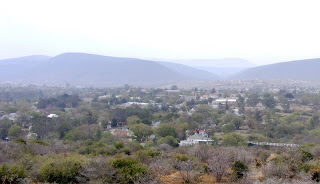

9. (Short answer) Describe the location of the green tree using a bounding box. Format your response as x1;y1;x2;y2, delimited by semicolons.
156;123;176;138
247;93;260;107
222;133;247;146
231;160;248;180
126;116;141;126
111;158;148;183
8;125;22;139
0;118;12;139
157;136;179;147
129;123;153;142
262;93;276;109
40;154;84;184
211;88;216;94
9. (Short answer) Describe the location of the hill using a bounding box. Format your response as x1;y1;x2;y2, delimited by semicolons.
0;55;51;81
156;61;219;80
232;58;320;80
0;53;218;87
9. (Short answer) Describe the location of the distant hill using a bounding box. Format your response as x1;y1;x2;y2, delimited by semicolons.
195;66;249;78
179;58;255;68
0;55;51;80
232;58;320;80
0;53;218;87
152;58;254;78
156;61;219;80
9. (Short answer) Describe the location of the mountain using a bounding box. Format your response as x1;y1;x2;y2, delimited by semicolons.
156;61;219;80
232;58;320;80
195;66;249;78
0;55;51;80
151;58;255;78
0;53;218;87
178;58;255;68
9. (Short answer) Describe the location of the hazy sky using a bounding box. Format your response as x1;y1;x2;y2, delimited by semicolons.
1;0;320;65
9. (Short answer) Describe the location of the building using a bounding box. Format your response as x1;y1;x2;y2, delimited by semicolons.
179;133;214;146
47;114;59;118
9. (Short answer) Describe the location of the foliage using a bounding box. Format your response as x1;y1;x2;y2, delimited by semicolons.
231;160;249;181
114;141;124;149
0;164;26;183
155;123;176;138
8;125;22;139
157;136;179;147
111;158;148;183
129;123;153;142
222;133;247;146
40;153;85;183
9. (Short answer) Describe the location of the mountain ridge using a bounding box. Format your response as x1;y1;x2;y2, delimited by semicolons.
0;53;219;87
232;58;320;80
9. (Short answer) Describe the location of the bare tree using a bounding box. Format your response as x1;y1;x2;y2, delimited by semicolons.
173;158;202;183
148;157;173;177
187;144;211;162
207;147;234;182
77;157;115;183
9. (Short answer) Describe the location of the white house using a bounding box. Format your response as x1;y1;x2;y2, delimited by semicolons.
179;133;214;146
47;114;59;118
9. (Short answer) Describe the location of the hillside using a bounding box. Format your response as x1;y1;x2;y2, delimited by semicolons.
232;58;320;80
156;61;219;80
0;55;51;80
0;53;218;87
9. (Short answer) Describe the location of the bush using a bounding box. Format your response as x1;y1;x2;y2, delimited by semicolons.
157;136;179;147
31;139;48;146
231;160;249;181
114;141;124;149
0;164;26;183
14;138;27;145
39;154;85;183
222;133;247;146
111;158;148;183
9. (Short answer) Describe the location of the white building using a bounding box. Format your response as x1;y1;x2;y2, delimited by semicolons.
47;114;59;118
179;133;214;146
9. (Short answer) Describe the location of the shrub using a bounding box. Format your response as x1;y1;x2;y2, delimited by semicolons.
157;136;179;147
39;154;85;183
0;164;26;183
111;158;148;183
114;141;124;149
231;160;249;181
14;138;27;145
31;139;48;146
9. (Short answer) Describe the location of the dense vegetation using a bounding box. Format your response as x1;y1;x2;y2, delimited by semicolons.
1;83;320;183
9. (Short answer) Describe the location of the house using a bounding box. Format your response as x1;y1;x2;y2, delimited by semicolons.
1;113;19;121
179;133;214;146
47;114;59;118
151;121;161;128
83;98;94;103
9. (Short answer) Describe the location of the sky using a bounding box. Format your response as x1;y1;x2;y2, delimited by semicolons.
1;0;320;66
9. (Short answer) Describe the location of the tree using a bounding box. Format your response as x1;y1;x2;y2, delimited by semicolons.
285;93;294;99
0;118;12;139
262;93;276;109
111;158;148;183
310;115;320;129
171;85;178;90
157;136;179;147
211;88;216;94
111;118;118;127
8;125;22;139
126;116;142;125
129;123;153;142
231;160;249;181
155;123;176;138
222;133;247;146
246;93;260;107
208;147;234;182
